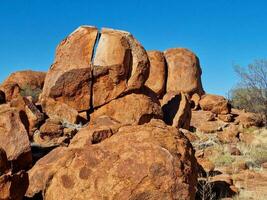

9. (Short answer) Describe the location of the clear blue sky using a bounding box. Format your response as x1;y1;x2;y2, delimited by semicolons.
1;0;267;96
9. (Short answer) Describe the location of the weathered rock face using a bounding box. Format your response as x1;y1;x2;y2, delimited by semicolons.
10;95;45;138
190;110;225;133
42;98;79;124
199;94;231;114
90;93;163;125
41;26;98;112
190;93;200;110
145;51;166;98
26;120;197;200
164;48;204;95
0;83;20;102
161;92;191;130
0;70;46;102
70;116;125;148
0;105;32;171
235;111;263;127
92;28;149;108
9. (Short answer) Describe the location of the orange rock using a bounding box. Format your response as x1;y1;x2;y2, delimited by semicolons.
41;26;98;112
180;128;200;142
90;93;162;125
218;114;233;122
162;92;191;130
41;98;79;124
0;70;46;102
10;95;45;138
164;48;204;95
235;111;263;127
191;110;224;133
190;93;200;110
0;105;32;171
199;94;231;114
218;125;240;144
197;158;215;173
92;28;149;107
145;51;166;98
27;120;198;200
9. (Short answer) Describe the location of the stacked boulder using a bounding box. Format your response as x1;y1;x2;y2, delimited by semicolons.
0;25;263;199
0;26;201;199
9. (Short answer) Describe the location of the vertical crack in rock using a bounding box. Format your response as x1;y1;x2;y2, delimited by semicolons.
89;29;101;114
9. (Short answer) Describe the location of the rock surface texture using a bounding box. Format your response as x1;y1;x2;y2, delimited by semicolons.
26;120;197;200
0;70;46;102
92;28;149;107
0;105;32;171
164;48;204;95
0;25;264;200
41;26;98;113
145;51;166;98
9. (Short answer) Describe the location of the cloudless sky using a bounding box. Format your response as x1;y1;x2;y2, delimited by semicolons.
0;0;267;96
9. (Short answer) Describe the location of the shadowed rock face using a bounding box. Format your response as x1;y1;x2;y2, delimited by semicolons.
164;48;204;96
0;105;32;171
161;92;191;130
0;90;6;104
40;26;150;122
26;120;198;200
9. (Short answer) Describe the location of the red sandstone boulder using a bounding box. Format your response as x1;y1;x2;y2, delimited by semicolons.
217;124;240;144
90;93;163;125
42;98;79;124
0;70;46;102
26;120;198;200
145;50;166;98
218;114;233;122
70;116;125;147
92;28;149;107
164;48;204;95
199;94;231;114
41;26;98;112
235;111;263;127
190;110;225;133
10;95;44;138
0;105;32;171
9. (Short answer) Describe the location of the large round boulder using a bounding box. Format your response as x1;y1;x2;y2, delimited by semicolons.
41;26;98;112
199;94;231;114
92;28;149;108
164;48;204;95
26;120;197;200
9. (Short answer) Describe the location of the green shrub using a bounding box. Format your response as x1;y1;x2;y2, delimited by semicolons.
20;84;42;102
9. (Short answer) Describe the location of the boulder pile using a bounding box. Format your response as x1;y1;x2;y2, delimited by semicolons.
0;26;264;200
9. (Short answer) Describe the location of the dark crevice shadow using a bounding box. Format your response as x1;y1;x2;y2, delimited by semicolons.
89;30;101;115
162;52;168;99
162;94;181;125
